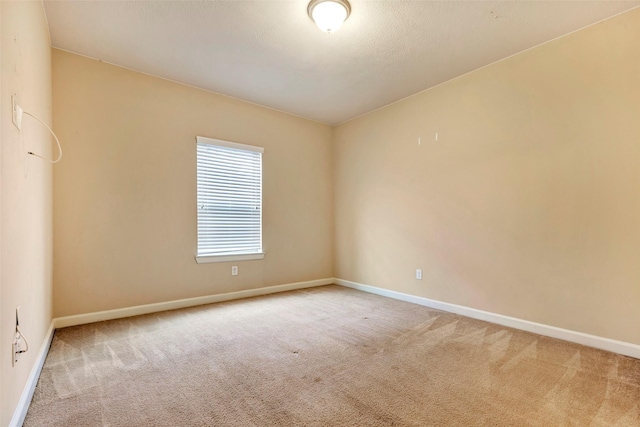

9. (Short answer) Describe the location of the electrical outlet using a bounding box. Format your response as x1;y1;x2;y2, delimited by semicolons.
231;266;238;276
12;306;28;366
416;269;423;280
12;337;22;367
12;95;23;131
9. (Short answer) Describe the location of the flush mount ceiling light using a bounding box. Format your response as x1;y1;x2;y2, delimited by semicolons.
308;0;351;33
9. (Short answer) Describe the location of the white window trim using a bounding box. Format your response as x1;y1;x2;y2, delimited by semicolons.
195;252;265;264
195;136;264;264
197;136;264;154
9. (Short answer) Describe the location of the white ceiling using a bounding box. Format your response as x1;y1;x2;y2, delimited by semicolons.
43;1;639;125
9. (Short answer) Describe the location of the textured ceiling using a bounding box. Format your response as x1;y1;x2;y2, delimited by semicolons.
43;1;639;125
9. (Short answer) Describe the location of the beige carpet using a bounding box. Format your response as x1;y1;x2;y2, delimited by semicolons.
25;285;640;426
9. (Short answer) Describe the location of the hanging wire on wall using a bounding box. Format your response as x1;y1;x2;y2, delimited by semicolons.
23;110;63;163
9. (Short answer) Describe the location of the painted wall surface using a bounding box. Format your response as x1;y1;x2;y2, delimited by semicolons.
1;2;54;426
52;50;334;317
334;10;640;345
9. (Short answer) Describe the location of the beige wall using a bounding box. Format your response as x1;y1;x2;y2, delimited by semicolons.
52;50;333;317
52;9;639;345
334;9;640;345
1;1;54;425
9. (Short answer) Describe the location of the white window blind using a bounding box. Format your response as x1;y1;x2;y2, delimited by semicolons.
196;136;263;262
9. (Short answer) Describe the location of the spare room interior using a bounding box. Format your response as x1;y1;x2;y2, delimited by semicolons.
1;1;639;426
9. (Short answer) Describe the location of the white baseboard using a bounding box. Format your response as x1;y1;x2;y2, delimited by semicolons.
10;321;56;427
54;278;333;329
335;278;640;359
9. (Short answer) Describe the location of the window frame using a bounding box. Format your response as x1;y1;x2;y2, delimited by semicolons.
195;136;265;264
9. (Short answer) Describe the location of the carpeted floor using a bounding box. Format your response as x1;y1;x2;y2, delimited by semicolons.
25;285;640;426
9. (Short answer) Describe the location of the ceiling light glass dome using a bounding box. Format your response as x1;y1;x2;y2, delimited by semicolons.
308;0;351;33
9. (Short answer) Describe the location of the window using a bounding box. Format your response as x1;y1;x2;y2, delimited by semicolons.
195;136;264;263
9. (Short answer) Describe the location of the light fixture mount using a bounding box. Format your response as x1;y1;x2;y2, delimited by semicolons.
308;0;351;34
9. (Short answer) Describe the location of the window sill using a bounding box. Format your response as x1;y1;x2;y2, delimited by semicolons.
195;252;265;264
